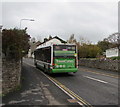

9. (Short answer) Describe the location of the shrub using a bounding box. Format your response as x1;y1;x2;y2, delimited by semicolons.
2;28;30;61
109;56;120;60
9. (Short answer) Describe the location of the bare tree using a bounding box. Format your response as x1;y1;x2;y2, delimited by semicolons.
104;32;120;44
30;37;36;43
79;36;91;46
36;35;42;42
67;34;77;44
48;35;52;40
117;33;120;44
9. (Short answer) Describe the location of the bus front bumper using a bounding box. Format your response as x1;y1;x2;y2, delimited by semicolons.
51;68;78;73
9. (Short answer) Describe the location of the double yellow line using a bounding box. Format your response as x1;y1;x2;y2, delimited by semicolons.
24;62;93;107
49;76;93;107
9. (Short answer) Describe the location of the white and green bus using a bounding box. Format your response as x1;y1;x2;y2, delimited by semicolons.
34;44;78;73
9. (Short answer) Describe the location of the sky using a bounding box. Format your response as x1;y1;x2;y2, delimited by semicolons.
1;0;119;43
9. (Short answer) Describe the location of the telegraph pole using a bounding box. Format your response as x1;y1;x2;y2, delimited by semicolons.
0;25;2;100
118;34;120;57
0;25;2;59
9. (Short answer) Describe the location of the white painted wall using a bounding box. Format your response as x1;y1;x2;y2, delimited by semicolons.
28;39;61;58
106;48;119;58
28;49;31;57
44;38;62;46
38;38;63;48
28;48;35;58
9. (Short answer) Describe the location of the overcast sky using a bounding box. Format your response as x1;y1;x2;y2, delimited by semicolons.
2;1;118;43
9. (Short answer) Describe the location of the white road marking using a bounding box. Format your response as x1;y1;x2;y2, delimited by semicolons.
24;61;93;106
24;61;84;106
40;71;84;106
83;76;108;84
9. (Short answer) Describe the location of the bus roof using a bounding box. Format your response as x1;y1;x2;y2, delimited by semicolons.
36;45;52;50
36;44;76;50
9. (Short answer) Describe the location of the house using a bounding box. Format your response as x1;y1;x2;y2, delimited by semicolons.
28;36;67;58
36;36;67;49
28;40;41;58
41;36;67;46
106;47;120;58
0;25;2;32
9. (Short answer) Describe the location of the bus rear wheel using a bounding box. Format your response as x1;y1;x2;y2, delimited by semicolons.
35;62;38;68
44;65;47;73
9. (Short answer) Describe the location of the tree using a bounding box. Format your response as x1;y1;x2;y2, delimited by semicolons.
79;36;91;46
67;34;101;58
2;28;30;60
67;34;80;47
104;33;119;43
30;37;36;43
67;34;77;44
44;38;48;42
104;33;120;48
78;44;102;58
48;35;52;40
97;40;113;52
36;35;42;42
88;45;102;58
29;37;41;56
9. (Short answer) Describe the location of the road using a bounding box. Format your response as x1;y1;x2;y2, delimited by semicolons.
3;58;79;106
4;58;119;107
52;66;118;106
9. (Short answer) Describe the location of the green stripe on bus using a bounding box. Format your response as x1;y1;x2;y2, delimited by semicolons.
52;68;78;73
54;51;75;53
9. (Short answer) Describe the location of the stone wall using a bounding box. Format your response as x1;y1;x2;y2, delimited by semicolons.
79;59;119;71
2;59;21;95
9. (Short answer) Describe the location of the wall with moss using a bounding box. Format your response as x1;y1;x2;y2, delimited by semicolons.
79;59;119;71
2;59;21;95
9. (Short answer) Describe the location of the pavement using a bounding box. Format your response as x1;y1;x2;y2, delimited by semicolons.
2;58;119;107
2;59;80;106
2;64;48;106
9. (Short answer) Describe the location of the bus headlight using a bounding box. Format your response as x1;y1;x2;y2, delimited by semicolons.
63;65;65;67
56;65;59;68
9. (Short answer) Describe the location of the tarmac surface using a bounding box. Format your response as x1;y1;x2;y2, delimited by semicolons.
2;59;80;106
2;58;119;107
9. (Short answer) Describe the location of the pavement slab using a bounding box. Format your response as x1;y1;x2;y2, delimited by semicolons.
2;61;79;106
2;64;49;106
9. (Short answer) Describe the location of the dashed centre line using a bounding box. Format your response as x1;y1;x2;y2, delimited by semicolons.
83;75;108;84
79;68;118;78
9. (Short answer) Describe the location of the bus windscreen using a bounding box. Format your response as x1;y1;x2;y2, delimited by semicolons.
54;45;76;51
53;45;76;57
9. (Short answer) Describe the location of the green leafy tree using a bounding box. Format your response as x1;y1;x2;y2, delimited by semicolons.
78;44;102;58
67;34;102;58
2;28;30;60
97;40;113;52
88;45;102;58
